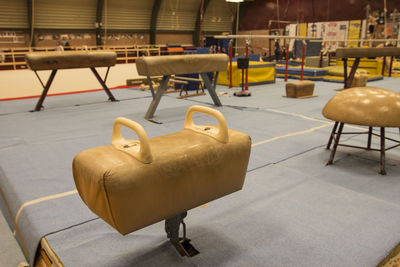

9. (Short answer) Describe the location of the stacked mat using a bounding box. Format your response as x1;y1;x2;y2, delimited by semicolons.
275;66;328;81
323;65;384;83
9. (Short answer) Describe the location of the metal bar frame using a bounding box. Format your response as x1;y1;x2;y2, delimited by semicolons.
326;122;400;175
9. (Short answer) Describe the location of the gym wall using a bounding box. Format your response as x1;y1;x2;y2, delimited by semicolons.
0;0;235;48
239;0;399;31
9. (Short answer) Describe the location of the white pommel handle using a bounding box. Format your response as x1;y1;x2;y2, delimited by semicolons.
112;117;153;164
184;105;229;144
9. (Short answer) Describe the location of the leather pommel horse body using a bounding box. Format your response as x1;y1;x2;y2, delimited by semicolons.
25;51;117;111
336;47;400;89
135;54;229;119
72;105;251;256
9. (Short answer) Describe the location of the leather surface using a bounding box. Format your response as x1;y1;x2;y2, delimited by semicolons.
73;128;251;235
286;81;315;88
285;81;315;98
25;51;117;70
322;87;400;127
336;47;400;58
351;74;368;87
135;54;228;76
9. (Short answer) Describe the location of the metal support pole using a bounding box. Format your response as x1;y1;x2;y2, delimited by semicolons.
229;43;233;88
343;58;348;88
269;39;272;58
367;127;373;149
284;44;289;82
380;127;386;175
382;56;386;75
300;44;306;81
245;41;249;90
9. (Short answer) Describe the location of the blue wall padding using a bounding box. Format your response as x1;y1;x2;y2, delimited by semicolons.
233;54;260;62
294;39;322;58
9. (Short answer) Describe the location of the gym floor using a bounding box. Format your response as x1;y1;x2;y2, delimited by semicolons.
1;72;400;266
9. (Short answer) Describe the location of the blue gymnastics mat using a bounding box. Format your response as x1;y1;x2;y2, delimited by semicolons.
1;78;400;266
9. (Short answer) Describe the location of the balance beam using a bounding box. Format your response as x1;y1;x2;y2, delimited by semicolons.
135;54;228;119
25;51;117;111
336;47;400;89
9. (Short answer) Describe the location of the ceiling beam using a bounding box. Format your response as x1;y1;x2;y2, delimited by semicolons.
95;0;104;46
27;0;34;47
150;0;162;44
193;0;210;47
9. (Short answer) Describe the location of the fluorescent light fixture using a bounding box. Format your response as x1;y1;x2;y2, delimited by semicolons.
226;0;244;2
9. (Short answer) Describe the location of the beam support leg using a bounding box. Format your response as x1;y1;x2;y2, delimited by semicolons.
33;69;58;111
200;72;222;106
345;58;360;89
90;67;117;101
145;75;170;120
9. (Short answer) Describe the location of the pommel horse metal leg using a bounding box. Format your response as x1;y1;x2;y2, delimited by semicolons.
145;75;170;120
200;72;222;106
165;211;199;257
146;76;156;99
89;67;117;101
33;69;58;111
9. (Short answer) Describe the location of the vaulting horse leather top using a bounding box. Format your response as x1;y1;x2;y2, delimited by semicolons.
136;54;229;76
336;47;400;58
322;87;400;127
73;105;251;235
25;51;117;70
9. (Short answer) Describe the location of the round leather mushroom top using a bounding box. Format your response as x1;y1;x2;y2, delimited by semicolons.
322;87;400;127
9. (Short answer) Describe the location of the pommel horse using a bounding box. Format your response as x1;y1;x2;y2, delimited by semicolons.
336;47;400;89
25;50;117;111
73;105;251;256
135;54;229;120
